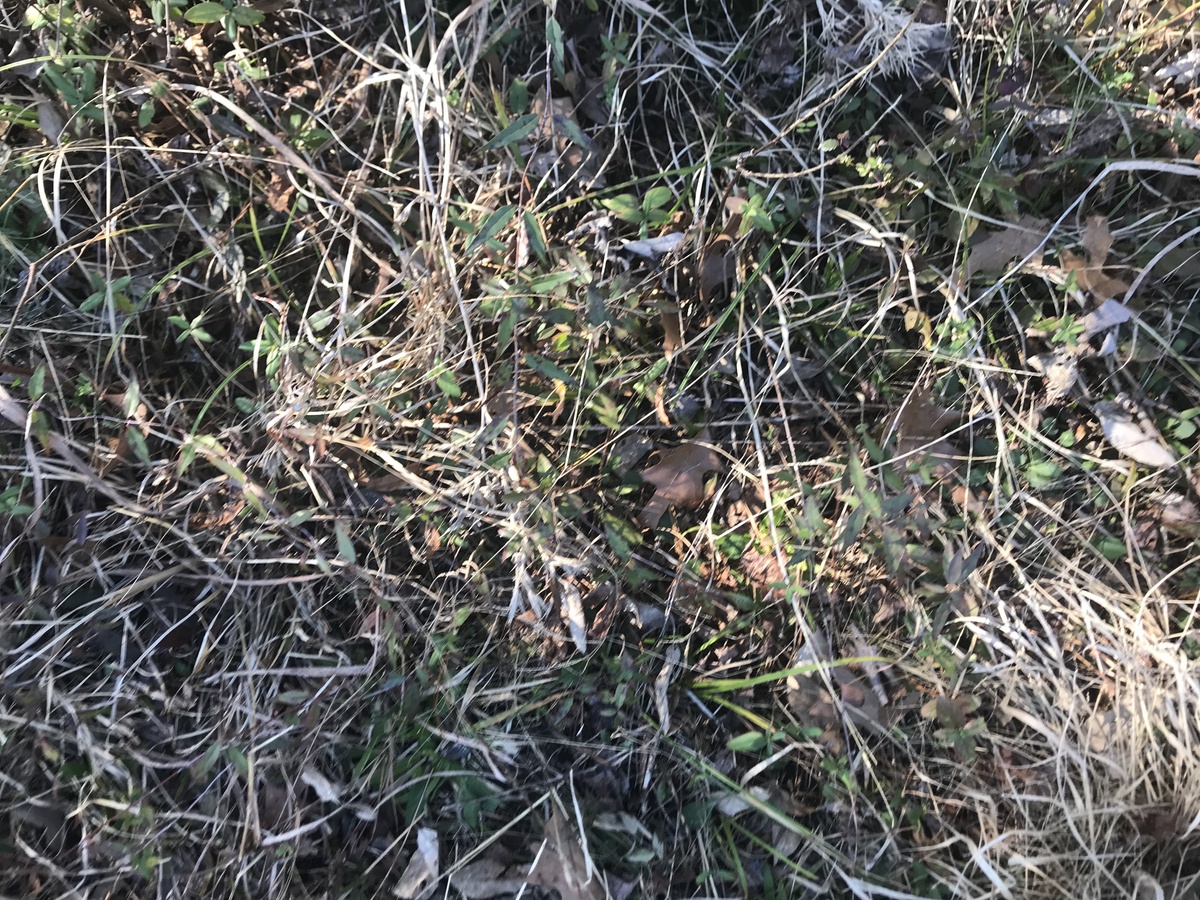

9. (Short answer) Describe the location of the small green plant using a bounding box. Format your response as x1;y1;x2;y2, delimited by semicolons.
148;0;188;24
24;2;92;52
1031;311;1085;347
600;186;675;236
0;480;34;517
737;190;777;236
185;0;265;42
168;311;214;345
80;274;136;314
920;694;986;762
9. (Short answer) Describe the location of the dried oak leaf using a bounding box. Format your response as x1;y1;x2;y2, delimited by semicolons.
637;429;723;527
392;828;439;899
447;857;529;899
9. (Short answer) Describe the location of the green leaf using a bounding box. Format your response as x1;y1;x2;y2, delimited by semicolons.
335;521;357;565
527;271;577;292
1023;458;1062;489
508;79;529;116
126;427;151;465
523;210;547;260
230;5;264;25
225;745;250;778
600;193;641;223
307;309;334;332
193;743;223;778
554;113;589;149
523;353;577;385
178;439;197;476
726;732;768;753
482;113;538;150
137;100;155;128
643;186;673;211
589;392;621;430
546;17;565;77
28;365;46;401
845;452;882;518
436;368;462;399
124;381;141;418
694;658;881;693
184;2;227;23
468;204;516;253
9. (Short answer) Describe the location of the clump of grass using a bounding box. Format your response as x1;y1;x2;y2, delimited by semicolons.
4;0;1200;897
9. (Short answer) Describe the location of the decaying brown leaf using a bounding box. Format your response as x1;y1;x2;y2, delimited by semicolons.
447;857;530;899
1158;493;1200;538
637;429;723;527
963;214;1049;278
699;232;736;302
1060;249;1130;300
786;627;899;753
892;386;961;477
1061;214;1130;300
1082;213;1113;262
528;804;606;900
265;168;296;213
392;828;439;899
659;305;683;358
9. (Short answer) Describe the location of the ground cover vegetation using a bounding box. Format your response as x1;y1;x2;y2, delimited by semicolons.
4;0;1200;896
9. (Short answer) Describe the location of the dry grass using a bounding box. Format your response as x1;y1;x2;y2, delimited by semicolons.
4;0;1200;897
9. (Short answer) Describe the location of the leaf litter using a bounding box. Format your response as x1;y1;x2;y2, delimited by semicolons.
446;802;616;900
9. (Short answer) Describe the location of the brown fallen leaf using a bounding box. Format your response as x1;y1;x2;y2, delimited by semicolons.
659;305;683;358
786;626;900;752
963;214;1049;279
1158;493;1200;538
1060;214;1131;300
1082;213;1112;261
392;828;439;899
699;232;736;303
447;857;530;899
528;803;605;900
637;428;723;527
892;386;961;477
1060;249;1130;300
265;168;295;213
